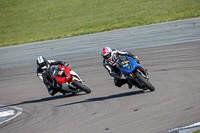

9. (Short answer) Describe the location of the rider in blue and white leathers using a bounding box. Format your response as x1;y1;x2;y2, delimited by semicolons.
101;47;140;89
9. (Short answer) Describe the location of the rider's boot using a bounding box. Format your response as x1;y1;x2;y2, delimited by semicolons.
48;88;58;96
127;81;133;89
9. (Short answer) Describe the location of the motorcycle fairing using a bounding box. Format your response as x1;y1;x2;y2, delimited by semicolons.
117;55;140;76
51;65;72;84
70;70;84;84
58;64;71;78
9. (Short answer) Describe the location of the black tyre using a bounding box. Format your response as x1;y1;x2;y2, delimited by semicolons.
135;72;155;91
72;80;91;94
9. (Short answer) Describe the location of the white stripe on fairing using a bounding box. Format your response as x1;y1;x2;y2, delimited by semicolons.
169;122;200;132
0;106;22;125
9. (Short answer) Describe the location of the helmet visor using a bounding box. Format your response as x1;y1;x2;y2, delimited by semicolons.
103;53;111;59
39;62;46;67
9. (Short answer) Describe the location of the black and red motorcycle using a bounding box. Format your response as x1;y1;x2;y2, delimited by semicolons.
50;64;91;94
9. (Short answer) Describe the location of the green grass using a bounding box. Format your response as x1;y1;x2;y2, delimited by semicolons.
192;129;200;133
1;0;200;47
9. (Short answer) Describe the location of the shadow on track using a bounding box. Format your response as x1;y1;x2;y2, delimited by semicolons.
1;94;83;108
57;90;147;107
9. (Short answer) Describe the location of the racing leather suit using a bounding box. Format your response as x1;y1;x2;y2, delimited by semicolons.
103;49;139;88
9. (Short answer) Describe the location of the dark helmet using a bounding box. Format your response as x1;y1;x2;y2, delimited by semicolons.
36;56;49;70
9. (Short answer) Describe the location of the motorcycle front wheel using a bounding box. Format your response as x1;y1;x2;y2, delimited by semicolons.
135;72;155;91
72;80;91;94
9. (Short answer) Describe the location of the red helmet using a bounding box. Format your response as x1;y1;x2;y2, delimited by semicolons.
101;47;112;61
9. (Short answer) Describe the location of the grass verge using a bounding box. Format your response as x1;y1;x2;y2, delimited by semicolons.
0;0;200;47
192;129;200;133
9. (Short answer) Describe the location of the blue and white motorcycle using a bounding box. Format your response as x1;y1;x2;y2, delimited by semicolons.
116;55;155;91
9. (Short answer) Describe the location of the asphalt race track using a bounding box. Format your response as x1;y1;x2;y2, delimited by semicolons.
0;18;200;133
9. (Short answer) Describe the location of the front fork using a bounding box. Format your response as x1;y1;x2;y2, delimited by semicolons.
128;69;143;87
129;68;141;79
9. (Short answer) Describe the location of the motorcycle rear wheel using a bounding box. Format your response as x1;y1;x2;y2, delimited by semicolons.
72;80;91;94
135;72;155;91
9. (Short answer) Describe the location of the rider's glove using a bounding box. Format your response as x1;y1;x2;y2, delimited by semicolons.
62;62;69;67
127;51;134;57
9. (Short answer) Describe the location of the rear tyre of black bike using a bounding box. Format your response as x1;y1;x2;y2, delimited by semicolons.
72;80;91;94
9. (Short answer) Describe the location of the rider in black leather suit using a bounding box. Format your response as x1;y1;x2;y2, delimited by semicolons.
36;56;68;96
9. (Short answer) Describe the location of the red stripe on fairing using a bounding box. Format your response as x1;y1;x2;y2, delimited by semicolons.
64;67;71;78
58;64;71;78
56;76;68;84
